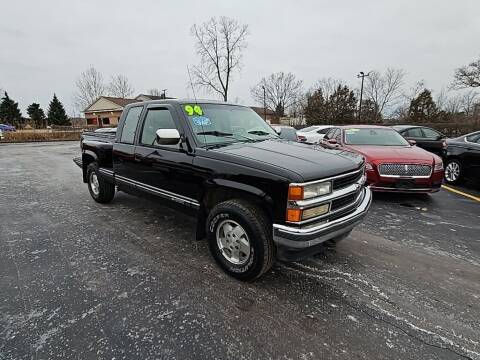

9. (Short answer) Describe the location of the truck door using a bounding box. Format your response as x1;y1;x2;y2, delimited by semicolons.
132;104;200;209
113;105;144;182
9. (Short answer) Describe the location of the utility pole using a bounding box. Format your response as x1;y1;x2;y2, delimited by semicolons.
262;85;267;121
357;71;370;122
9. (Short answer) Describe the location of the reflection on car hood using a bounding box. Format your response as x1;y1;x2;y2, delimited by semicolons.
212;139;364;181
346;145;434;163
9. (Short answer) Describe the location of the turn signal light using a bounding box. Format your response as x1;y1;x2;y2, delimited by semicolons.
286;209;302;222
288;186;304;200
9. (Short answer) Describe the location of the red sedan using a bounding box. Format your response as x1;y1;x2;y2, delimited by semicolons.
320;125;444;193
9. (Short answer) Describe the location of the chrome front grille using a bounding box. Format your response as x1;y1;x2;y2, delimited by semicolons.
287;167;366;225
378;164;431;178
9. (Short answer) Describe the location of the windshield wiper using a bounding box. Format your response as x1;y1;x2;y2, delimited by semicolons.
197;130;256;142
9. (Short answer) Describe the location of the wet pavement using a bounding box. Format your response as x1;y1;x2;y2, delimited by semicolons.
1;142;479;360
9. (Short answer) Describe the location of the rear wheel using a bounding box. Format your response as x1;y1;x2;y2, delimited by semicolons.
444;159;462;184
87;163;115;203
206;199;275;281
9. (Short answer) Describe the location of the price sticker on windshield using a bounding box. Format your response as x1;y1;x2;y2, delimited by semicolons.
191;116;211;126
184;104;203;116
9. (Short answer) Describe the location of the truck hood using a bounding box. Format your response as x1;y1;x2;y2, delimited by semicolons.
211;139;363;181
345;145;434;163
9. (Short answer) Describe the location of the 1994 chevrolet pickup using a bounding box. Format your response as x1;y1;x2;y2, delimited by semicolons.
74;99;371;280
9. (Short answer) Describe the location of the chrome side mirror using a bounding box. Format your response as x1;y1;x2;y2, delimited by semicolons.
156;128;180;145
408;139;417;146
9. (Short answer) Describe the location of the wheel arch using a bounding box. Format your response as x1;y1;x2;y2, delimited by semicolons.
195;179;275;240
82;151;98;183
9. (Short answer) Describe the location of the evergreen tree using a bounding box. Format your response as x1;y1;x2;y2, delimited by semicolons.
26;103;46;128
408;89;438;123
47;94;69;126
0;92;23;128
305;90;329;125
359;99;380;124
304;85;357;125
328;85;357;124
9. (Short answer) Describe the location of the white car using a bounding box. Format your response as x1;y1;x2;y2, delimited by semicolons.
296;125;333;144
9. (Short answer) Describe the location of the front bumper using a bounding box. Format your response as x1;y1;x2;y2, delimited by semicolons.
273;187;372;261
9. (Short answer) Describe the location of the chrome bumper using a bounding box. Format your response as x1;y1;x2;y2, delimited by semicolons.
272;187;372;256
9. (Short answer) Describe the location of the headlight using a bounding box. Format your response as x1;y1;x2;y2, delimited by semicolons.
434;161;443;172
302;203;330;220
288;181;331;200
304;181;331;198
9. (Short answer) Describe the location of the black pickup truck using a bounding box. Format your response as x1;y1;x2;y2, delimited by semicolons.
74;99;371;280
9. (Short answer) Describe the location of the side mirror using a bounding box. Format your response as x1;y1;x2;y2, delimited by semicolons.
156;128;180;145
274;127;282;134
328;138;338;145
408;139;416;146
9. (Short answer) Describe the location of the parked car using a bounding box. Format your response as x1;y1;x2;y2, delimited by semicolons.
297;125;332;144
0;124;16;132
0;129;3;140
74;99;371;280
321;125;444;193
444;130;480;184
392;125;447;157
273;125;298;141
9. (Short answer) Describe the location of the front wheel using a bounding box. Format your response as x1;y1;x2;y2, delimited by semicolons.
444;159;462;184
206;199;275;281
87;163;115;203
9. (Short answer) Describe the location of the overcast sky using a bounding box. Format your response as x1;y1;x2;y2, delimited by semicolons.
1;0;479;116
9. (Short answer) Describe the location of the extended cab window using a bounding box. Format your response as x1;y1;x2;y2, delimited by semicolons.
140;108;177;146
120;106;143;144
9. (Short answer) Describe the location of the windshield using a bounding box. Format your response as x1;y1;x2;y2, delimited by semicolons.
182;103;278;145
344;128;410;146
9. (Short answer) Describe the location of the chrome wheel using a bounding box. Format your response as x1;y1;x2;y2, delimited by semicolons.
89;172;100;196
445;161;460;182
216;219;251;265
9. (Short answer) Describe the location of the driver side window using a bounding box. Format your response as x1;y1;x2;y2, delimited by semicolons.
140;108;177;146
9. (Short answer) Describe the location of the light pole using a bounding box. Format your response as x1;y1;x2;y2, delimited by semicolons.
161;89;167;99
262;85;266;121
357;71;370;122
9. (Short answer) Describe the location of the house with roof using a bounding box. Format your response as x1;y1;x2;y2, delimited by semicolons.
84;96;139;126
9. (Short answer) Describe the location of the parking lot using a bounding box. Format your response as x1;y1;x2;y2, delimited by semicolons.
1;141;479;359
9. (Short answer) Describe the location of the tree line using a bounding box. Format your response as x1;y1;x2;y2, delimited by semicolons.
0;92;69;128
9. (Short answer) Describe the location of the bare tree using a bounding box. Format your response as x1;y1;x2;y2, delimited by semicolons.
310;78;344;100
459;90;479;116
364;68;405;120
251;72;303;117
73;67;106;111
108;75;134;98
191;16;248;101
452;57;480;88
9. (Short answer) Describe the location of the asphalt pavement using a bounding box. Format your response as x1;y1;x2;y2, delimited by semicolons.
1;142;479;360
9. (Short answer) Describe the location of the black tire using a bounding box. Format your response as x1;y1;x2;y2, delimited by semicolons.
86;162;115;203
444;159;463;185
206;199;275;281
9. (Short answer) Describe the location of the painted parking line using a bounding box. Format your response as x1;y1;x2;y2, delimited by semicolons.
441;185;480;203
